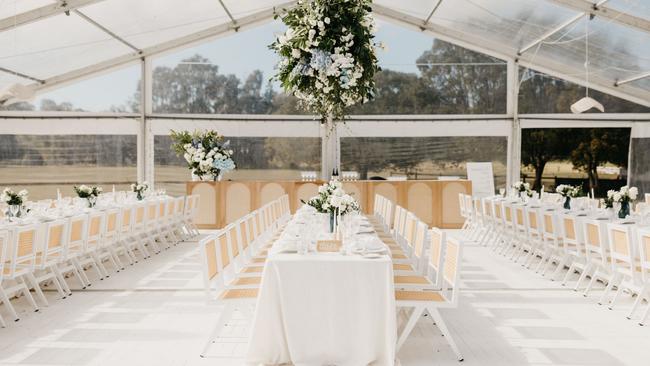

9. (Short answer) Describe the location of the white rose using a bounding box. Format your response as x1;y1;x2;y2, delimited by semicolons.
291;48;301;59
613;193;622;202
629;187;638;200
324;17;330;24
607;190;615;198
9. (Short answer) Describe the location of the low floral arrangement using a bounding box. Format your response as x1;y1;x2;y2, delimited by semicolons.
556;184;581;198
1;187;28;206
602;190;616;209
270;0;380;124
512;181;532;197
131;182;149;200
305;180;360;215
611;185;638;218
74;185;102;208
170;130;236;181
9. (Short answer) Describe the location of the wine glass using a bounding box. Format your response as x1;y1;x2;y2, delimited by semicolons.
9;205;20;221
499;188;506;197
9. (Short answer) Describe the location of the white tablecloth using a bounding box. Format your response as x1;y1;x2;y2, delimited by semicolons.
247;219;396;365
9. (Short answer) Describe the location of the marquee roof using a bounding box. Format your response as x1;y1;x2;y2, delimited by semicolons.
0;0;649;106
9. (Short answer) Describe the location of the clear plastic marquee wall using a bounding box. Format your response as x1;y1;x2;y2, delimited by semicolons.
0;0;649;199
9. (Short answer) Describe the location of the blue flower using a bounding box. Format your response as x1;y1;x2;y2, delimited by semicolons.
310;49;332;71
213;158;236;171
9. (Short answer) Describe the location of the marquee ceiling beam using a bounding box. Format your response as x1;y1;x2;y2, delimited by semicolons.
546;0;650;34
615;71;650;86
371;3;650;107
0;0;106;32
30;1;297;93
74;9;142;53
0;66;44;84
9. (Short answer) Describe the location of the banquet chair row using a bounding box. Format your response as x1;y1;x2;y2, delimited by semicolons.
372;194;465;361
199;194;291;357
460;192;650;325
0;194;200;327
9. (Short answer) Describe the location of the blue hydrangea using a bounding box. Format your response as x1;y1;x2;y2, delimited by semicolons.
290;61;311;78
213;158;236;171
310;49;332;71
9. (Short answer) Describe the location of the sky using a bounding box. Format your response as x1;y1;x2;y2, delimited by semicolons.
35;20;436;112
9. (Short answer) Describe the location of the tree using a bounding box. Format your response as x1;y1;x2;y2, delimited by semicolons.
521;129;572;190
569;128;630;191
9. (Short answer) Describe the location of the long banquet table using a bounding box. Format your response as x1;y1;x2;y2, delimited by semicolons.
247;207;397;366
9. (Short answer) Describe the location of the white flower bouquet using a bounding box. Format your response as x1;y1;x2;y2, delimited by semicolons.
131;181;149;200
270;0;380;123
74;184;102;207
1;187;28;206
556;184;581;198
1;187;28;218
171;130;236;181
611;185;638;219
512;181;532;197
305;180;360;215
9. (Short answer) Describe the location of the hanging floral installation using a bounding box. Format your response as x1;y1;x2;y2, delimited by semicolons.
270;0;380;124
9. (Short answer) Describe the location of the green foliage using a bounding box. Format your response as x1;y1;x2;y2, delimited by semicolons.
270;0;380;121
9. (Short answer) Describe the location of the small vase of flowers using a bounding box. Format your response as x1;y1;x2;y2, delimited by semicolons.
74;185;102;208
304;180;360;233
1;187;28;219
556;184;581;210
131;182;149;201
512;181;532;198
612;186;638;219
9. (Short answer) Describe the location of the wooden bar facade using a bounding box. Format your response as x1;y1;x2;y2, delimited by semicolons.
186;179;472;230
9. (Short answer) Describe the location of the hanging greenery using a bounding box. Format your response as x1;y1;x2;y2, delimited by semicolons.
270;0;380;123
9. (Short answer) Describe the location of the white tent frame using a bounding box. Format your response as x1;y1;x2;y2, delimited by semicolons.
1;0;650;191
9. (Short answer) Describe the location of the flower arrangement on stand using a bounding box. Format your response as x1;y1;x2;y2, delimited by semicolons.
1;187;28;218
170;130;236;181
131;182;149;201
602;190;616;209
304;180;360;232
270;0;380;126
556;184;581;210
74;185;102;208
611;185;638;219
512;181;532;198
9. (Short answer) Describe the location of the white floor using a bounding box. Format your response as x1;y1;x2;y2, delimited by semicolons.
1;234;649;366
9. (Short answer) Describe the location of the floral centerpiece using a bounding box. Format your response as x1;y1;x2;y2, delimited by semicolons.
304;180;360;232
131;182;149;201
1;187;28;218
556;184;581;210
170;130;236;181
611;185;638;219
512;181;532;198
602;190;616;209
74;185;102;208
270;0;380;125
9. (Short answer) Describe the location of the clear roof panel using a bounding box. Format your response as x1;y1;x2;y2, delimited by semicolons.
374;0;438;19
535;15;650;92
80;0;229;50
605;0;650;20
224;0;289;18
0;0;54;19
429;0;580;52
0;13;133;80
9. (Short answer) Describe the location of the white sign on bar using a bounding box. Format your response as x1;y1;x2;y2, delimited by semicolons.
466;162;495;198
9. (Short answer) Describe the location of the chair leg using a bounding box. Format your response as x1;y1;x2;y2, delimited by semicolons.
608;282;626;310
0;312;5;328
583;269;602;297
550;256;569;281
396;306;424;352
598;274;618;305
0;287;20;321
18;280;40;313
627;286;648;320
200;305;234;358
53;266;72;296
429;308;463;362
574;263;592;291
24;273;48;307
45;268;67;299
640;303;650;326
72;258;91;288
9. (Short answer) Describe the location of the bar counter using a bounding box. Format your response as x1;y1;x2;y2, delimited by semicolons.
186;179;472;229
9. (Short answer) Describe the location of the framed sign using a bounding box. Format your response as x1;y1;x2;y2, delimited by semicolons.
466;162;495;198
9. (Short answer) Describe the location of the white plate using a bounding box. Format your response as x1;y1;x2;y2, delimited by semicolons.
363;253;382;259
